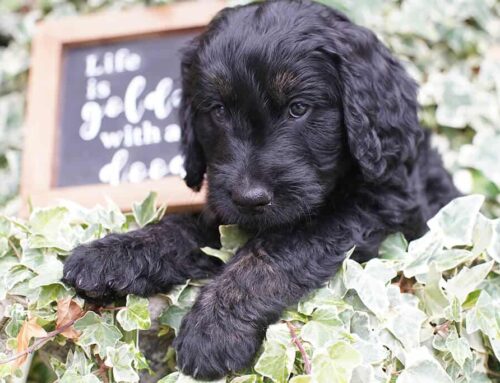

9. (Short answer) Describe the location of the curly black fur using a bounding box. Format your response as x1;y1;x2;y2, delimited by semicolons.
63;0;459;379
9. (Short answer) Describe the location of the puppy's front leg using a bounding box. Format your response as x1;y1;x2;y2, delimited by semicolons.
174;216;377;380
62;214;222;304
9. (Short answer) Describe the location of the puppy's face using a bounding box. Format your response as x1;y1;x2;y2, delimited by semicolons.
181;1;422;229
184;9;351;229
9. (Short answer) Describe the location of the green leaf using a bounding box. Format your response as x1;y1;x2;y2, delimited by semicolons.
265;323;292;346
219;225;251;252
397;347;452;383
132;191;161;227
427;195;484;249
385;286;427;350
254;340;295;383
465;291;499;338
59;372;101;383
444;297;462;322
105;343;140;383
117;295;151;331
446;261;493;303
311;341;361;383
298;286;340;316
159;305;189;335
301;306;344;348
28;206;76;250
74;311;122;357
289;376;311;383
230;375;264;383
379;232;408;260
343;260;389;316
37;283;74;308
28;255;64;289
417;264;449;317
445;327;472;367
4;303;26;337
201;246;233;263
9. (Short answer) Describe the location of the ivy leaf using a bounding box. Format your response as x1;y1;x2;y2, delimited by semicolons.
202;225;250;263
28;255;64;289
289;376;311;383
105;343;140;383
265;323;292;346
74;311;122;357
28;207;76;250
201;246;233;263
37;283;74;308
4;303;26;337
379;232;408;260
59;372;101;383
230;375;264;383
117;295;151;331
159;305;189;335
417;264;449;317
343;260;389;317
132;191;162;227
427;195;484;249
397;347;452;383
465;291;499;338
445;327;472;367
219;225;250;252
311;341;361;383
301;306;344;348
446;261;493;303
254;340;295;383
385;286;427;350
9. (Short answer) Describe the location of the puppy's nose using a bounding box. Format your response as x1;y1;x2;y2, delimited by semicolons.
231;183;272;208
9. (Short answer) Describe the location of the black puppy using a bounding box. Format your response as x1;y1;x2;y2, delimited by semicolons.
63;0;459;379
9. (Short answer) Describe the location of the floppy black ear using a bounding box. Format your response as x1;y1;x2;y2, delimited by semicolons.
323;12;423;183
179;40;206;191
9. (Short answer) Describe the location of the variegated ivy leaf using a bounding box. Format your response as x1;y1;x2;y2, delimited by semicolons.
254;340;295;383
397;347;453;383
445;327;472;367
426;195;484;249
202;225;251;263
105;343;140;383
465;291;500;339
116;295;151;331
446;261;494;304
311;341;362;383
132;191;164;228
74;311;122;358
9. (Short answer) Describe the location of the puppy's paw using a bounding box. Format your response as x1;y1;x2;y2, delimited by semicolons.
174;304;262;380
62;236;153;304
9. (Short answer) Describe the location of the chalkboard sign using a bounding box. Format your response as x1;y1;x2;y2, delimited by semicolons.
22;1;226;213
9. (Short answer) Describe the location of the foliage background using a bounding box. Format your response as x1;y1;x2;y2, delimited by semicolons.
0;0;499;382
1;0;500;215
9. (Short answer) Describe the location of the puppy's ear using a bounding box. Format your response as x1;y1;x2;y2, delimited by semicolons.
179;40;206;191
323;13;423;182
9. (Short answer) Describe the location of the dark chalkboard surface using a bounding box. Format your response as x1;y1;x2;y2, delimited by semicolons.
57;31;198;187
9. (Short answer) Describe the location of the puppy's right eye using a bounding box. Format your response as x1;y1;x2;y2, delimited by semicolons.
210;105;227;122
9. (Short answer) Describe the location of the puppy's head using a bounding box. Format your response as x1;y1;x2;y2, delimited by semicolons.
180;0;422;229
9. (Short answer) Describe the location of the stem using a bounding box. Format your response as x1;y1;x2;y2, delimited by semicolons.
8;238;21;259
0;320;77;365
286;321;312;375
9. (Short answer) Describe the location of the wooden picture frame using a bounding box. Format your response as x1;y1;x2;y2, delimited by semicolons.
21;0;227;214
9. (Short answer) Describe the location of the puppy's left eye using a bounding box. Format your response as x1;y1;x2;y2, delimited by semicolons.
289;102;309;119
210;104;228;122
